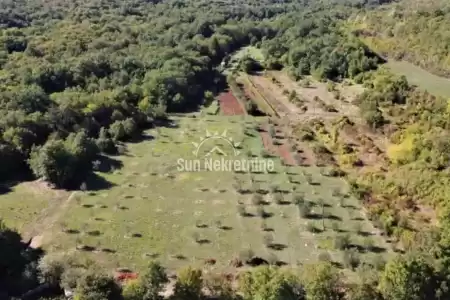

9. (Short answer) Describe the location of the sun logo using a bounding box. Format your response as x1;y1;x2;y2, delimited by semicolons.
192;130;241;157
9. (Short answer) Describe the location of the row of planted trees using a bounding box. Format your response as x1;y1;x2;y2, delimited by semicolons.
33;250;450;300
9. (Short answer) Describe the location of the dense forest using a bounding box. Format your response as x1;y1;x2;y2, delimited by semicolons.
350;0;450;76
3;0;450;299
0;0;395;189
0;0;285;187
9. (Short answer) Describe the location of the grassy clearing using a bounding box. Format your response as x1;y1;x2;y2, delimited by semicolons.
0;111;389;273
224;46;265;74
232;46;264;63
386;60;450;98
0;183;53;232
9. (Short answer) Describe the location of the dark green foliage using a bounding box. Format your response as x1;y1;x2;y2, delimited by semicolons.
379;254;448;300
96;128;117;154
0;219;41;296
28;131;99;188
261;14;381;81
239;266;303;300
173;267;203;300
302;262;342;300
75;271;122;300
125;261;168;300
354;2;450;77
239;55;262;73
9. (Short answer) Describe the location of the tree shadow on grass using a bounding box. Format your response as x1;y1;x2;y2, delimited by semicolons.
154;118;179;129
219;226;233;231
358;231;374;237
126;133;155;144
0;184;12;195
268;243;288;251
369;246;386;254
95;155;124;173
277;200;292;206
275;260;288;267
84;173;115;191
324;214;342;221
196;239;211;245
0;170;35;195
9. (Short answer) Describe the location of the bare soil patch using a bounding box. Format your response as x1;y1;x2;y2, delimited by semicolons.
217;91;246;115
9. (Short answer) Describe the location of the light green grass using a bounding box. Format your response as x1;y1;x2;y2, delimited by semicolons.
232;46;264;62
0;113;389;273
0;183;58;233
387;60;450;98
224;46;265;74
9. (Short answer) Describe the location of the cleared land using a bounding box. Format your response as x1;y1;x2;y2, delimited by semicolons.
387;60;450;98
0;110;388;273
217;91;246;116
0;50;393;275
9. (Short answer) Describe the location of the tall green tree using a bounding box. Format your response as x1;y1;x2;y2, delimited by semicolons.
378;254;439;300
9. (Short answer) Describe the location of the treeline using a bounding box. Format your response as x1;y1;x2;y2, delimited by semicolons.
2;213;450;300
18;250;450;300
350;0;450;77
346;67;450;270
259;12;382;81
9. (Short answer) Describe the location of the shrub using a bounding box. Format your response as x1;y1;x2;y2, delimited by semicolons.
318;252;332;263
123;118;138;136
353;222;363;235
239;266;303;300
302;262;341;300
263;233;273;248
28;131;99;188
331;222;340;232
256;206;267;219
123;279;144;300
274;193;284;205
237;204;246;217
96;128;116;154
343;248;360;270
298;202;312;218
108;121;126;141
362;237;374;252
306;222;319;233
173;267;203;300
75;271;122;300
38;254;66;285
61;267;85;291
122;262;169;300
333;234;350;250
293;193;304;205
371;254;386;271
252;194;263;206
203;273;234;300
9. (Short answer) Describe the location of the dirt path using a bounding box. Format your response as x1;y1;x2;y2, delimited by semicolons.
22;181;76;248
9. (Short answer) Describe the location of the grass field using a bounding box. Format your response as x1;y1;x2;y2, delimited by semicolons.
232;46;264;62
387;60;450;98
0;109;390;274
